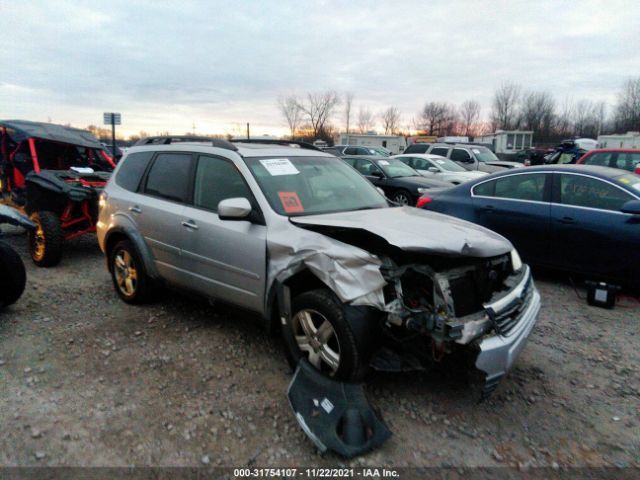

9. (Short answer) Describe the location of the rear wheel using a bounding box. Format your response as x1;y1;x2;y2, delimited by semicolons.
393;189;413;206
29;211;64;267
109;240;153;304
282;289;375;381
0;240;27;308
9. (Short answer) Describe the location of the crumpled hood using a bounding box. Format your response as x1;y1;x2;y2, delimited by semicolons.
486;161;522;169
290;206;512;258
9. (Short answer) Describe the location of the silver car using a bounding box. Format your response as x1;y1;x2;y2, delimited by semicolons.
394;154;488;185
97;139;540;394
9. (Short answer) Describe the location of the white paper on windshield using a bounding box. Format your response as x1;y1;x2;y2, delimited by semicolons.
472;149;481;154
379;160;390;165
70;167;94;174
436;160;445;164
259;158;299;176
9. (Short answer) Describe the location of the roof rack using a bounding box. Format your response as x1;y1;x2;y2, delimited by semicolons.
132;135;237;151
232;139;321;151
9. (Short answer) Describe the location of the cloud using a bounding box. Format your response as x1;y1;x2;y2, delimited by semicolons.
1;0;639;136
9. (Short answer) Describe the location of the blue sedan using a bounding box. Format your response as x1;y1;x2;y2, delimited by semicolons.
418;165;640;288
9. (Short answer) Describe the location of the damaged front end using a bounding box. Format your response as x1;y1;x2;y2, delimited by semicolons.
378;252;540;397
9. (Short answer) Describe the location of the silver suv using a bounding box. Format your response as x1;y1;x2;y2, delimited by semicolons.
427;144;522;173
97;139;540;394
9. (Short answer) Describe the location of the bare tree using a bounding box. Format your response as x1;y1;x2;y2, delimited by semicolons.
613;77;640;132
490;82;521;130
555;96;574;138
519;91;556;140
419;101;458;136
380;106;401;134
277;95;302;140
458;100;481;137
344;92;354;134
357;106;374;133
297;91;341;139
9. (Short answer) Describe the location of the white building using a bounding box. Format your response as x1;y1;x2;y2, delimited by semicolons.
475;130;533;154
337;133;407;154
597;131;640;149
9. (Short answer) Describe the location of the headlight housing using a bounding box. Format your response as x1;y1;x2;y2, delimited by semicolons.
510;248;523;273
417;187;430;194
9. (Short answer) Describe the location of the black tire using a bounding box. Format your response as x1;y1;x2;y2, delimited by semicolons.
0;240;27;308
282;289;378;381
29;211;64;267
393;189;413;206
109;239;153;304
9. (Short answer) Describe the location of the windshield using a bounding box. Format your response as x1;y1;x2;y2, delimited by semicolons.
243;156;388;216
430;157;466;172
372;147;391;156
376;158;419;178
471;147;500;162
617;174;640;194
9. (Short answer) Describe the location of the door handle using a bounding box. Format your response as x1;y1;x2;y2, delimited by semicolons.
558;216;576;224
181;220;199;230
128;205;141;214
482;205;495;212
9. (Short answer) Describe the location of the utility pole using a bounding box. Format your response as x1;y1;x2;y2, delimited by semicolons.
246;122;250;139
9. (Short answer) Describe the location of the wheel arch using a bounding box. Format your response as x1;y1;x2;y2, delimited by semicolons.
104;226;159;279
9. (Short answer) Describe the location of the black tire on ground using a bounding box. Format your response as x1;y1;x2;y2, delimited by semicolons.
109;239;153;304
393;189;413;206
282;288;378;382
29;211;64;267
0;240;27;308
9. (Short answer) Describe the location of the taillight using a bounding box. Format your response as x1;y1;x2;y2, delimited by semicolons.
416;196;432;208
635;166;640;175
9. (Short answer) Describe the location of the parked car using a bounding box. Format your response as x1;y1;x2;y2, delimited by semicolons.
0;205;35;308
394;154;488;185
425;143;522;173
418;165;640;289
577;149;640;175
98;138;540;395
323;145;390;157
0;120;116;266
341;155;452;205
402;143;432;154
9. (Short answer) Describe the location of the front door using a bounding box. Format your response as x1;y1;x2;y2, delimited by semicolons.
180;155;267;313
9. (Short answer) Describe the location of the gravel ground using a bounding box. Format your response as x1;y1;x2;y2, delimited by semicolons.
0;227;638;469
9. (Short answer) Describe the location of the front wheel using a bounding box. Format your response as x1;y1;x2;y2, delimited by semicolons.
393;189;413;206
282;289;374;381
29;211;64;267
0;240;27;308
109;240;153;304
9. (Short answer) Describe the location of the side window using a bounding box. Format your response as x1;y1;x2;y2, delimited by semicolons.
354;159;381;176
559;174;632;211
193;156;252;212
495;173;547;201
473;179;496;197
582;152;610;166
358;147;372;155
342;157;357;167
616;152;640;170
144;153;193;202
430;147;449;157
413;158;431;170
115;151;153;192
344;147;358;155
451;148;472;162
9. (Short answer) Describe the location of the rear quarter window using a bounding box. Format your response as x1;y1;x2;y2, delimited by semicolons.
115;151;154;192
473;179;496;196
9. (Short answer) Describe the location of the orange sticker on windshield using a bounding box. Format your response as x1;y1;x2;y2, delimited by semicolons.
278;191;304;213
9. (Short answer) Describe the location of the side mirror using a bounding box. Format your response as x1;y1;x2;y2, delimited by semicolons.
428;167;439;173
218;197;252;220
620;199;640;215
369;170;383;178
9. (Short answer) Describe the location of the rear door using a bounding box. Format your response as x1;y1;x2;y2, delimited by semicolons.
135;152;194;285
180;154;267;313
551;172;638;279
471;172;552;265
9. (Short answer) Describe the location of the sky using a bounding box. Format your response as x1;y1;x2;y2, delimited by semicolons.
1;0;639;137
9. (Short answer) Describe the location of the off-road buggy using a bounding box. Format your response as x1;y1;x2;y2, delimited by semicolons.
0;205;35;308
0;120;115;266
